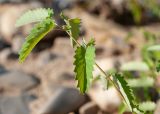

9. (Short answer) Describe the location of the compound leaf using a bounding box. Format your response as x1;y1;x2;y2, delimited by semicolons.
19;18;55;62
16;8;54;27
74;39;95;93
113;73;141;112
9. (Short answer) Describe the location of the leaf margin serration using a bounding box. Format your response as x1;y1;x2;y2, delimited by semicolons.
74;39;95;93
113;73;142;113
15;8;54;27
19;18;55;62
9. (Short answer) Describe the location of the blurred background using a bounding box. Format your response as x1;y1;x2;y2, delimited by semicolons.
0;0;160;114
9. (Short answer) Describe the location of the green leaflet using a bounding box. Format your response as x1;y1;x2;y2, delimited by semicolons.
143;31;156;43
16;8;53;27
100;75;109;90
127;77;154;88
61;13;81;47
147;45;160;51
74;39;95;93
134;101;156;114
113;73;141;112
139;101;156;112
68;18;81;47
120;61;149;71
129;0;142;24
118;103;126;114
19;18;55;62
156;61;160;72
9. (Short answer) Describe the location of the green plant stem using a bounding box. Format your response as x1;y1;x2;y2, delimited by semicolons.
66;29;128;107
60;26;132;112
95;63;127;104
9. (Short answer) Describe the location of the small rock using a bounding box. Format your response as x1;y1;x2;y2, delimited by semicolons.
0;48;19;61
0;70;40;92
36;50;58;67
53;0;76;10
79;101;99;114
58;72;74;81
0;0;28;3
40;87;87;114
0;93;34;114
111;37;130;56
0;39;11;51
52;37;74;57
7;52;19;60
0;65;6;74
0;0;5;3
52;0;77;25
12;35;24;53
88;87;121;113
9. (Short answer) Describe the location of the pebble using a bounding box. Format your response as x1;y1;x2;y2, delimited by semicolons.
0;70;40;92
79;101;99;114
39;87;87;114
0;93;35;114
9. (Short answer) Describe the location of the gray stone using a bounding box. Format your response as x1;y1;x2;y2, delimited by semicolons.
7;52;19;60
52;0;77;24
52;37;74;57
0;39;11;51
58;72;74;81
53;0;76;10
79;101;99;114
0;65;6;74
36;50;58;67
0;0;7;3
40;87;87;114
0;70;40;91
0;94;35;114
